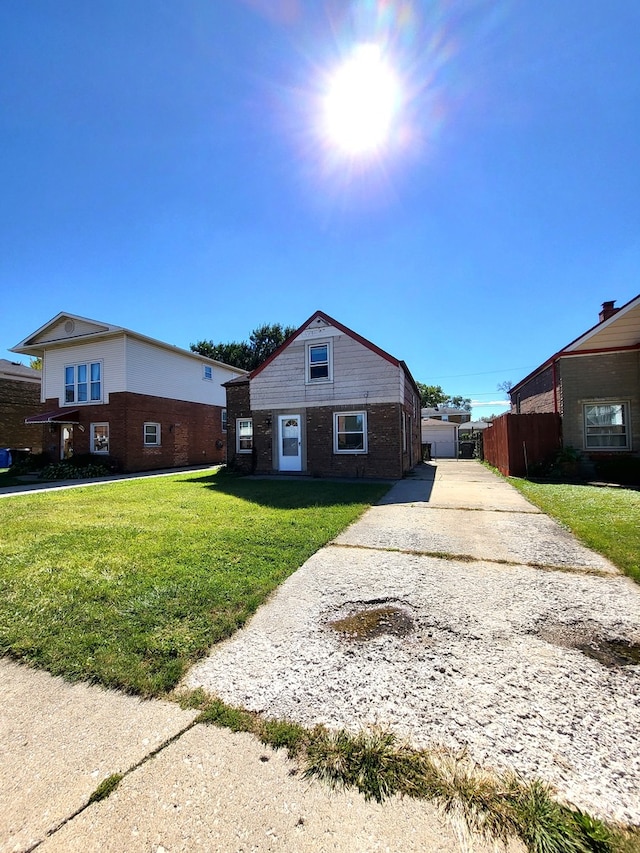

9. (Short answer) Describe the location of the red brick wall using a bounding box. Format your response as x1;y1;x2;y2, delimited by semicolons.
40;392;227;472
511;364;557;414
0;377;47;454
225;381;253;474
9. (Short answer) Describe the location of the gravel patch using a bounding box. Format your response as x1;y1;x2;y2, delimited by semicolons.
185;547;640;825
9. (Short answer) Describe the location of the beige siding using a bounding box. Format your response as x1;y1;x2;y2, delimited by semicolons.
124;337;237;405
250;330;403;410
570;302;640;352
42;338;126;404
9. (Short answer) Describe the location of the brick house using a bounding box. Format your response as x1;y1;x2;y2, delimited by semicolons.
0;359;46;455
11;313;246;472
509;295;640;460
225;311;422;479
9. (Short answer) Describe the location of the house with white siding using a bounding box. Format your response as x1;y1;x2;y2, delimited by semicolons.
225;311;422;479
11;312;246;472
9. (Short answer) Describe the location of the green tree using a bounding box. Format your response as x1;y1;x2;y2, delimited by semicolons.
29;357;42;370
416;383;448;408
416;383;471;411
191;322;296;372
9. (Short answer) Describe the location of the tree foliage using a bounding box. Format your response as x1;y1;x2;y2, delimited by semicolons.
416;382;471;412
190;322;297;372
29;357;42;370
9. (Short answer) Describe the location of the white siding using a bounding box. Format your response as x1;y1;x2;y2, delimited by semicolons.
33;317;109;344
124;337;237;405
251;328;402;410
43;338;126;404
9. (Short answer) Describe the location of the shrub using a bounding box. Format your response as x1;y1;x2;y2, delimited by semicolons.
9;452;50;475
593;456;640;486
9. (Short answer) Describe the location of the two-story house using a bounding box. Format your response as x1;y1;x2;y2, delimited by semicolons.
11;312;246;472
225;311;422;479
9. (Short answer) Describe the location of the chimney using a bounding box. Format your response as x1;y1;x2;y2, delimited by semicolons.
599;300;619;323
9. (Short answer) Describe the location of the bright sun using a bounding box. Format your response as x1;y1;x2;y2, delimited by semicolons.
323;43;401;156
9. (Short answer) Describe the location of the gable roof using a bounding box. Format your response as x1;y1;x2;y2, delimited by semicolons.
11;312;248;375
0;358;42;383
249;310;420;395
511;293;640;395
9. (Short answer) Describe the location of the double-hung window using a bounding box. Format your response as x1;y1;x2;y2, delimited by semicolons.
306;341;332;383
237;418;253;453
221;409;227;432
144;423;161;446
584;403;630;450
90;423;109;453
65;362;102;403
334;412;367;453
203;365;213;381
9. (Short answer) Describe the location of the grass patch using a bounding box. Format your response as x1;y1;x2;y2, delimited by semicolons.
509;480;640;583
177;693;624;853
0;469;387;695
88;773;123;804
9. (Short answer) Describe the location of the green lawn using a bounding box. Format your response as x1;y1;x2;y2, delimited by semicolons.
0;469;388;695
510;479;640;583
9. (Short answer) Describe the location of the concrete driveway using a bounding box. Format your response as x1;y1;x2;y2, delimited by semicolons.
2;460;639;851
186;461;640;825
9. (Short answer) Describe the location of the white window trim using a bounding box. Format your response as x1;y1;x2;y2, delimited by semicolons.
64;360;103;405
305;340;333;384
333;411;368;454
236;418;253;453
583;401;631;451
221;409;227;433
203;364;213;381
144;422;162;447
90;422;109;454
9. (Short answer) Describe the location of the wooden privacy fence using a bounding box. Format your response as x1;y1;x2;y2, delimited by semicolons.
483;413;562;477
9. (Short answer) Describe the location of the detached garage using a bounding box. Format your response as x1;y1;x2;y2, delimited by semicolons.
421;418;459;459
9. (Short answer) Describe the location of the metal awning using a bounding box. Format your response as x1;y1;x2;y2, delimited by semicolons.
25;408;80;425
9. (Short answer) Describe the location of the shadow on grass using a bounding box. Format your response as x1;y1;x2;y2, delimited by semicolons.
178;467;393;509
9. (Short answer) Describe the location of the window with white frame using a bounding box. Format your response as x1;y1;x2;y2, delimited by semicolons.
64;361;102;403
90;423;109;453
203;364;213;380
583;403;630;449
221;409;227;432
334;412;367;453
236;418;253;452
306;341;332;383
144;422;161;446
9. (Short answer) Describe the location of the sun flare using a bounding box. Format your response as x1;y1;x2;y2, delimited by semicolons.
323;43;401;156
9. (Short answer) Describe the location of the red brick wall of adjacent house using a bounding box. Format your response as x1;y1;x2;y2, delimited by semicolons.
511;364;557;414
40;392;227;472
0;377;46;454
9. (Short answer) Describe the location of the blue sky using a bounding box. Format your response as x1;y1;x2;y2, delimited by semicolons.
2;0;639;418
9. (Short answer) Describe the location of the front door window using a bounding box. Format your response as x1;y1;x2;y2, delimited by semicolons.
61;426;73;459
278;415;302;471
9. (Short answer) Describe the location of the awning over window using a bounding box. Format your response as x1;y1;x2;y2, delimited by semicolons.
25;408;80;425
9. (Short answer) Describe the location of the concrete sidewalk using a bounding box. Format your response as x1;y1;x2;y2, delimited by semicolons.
2;460;639;850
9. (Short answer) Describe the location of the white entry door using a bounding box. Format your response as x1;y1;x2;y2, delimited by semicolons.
278;415;302;471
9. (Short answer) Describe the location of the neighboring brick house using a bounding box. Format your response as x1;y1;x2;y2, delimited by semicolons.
11;313;246;472
225;311;422;479
509;295;640;459
0;359;46;455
